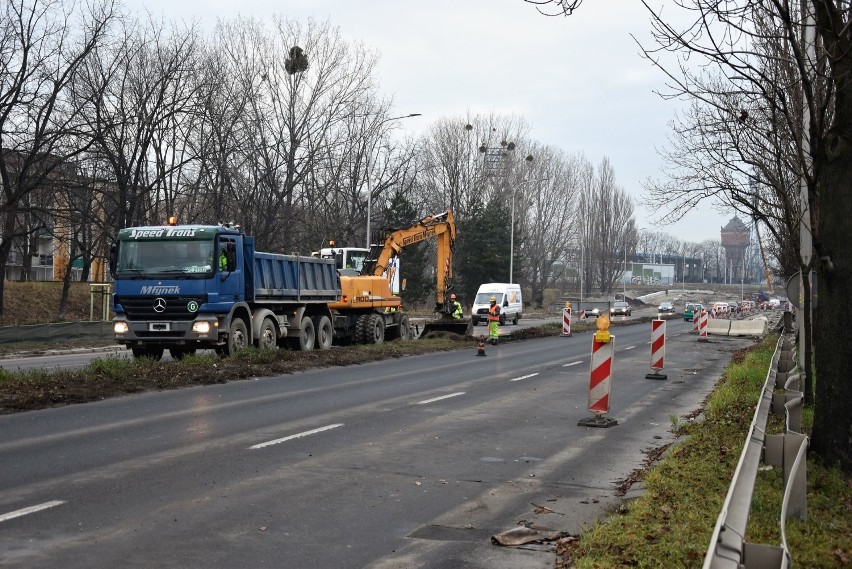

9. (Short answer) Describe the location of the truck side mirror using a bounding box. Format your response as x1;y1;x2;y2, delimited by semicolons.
226;242;236;272
109;244;117;278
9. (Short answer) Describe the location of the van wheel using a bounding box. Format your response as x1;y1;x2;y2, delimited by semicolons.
512;314;519;325
499;314;505;326
471;317;479;326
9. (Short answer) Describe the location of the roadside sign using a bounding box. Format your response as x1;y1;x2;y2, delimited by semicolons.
785;271;817;309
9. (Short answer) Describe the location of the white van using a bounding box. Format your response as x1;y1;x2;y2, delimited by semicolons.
471;283;523;326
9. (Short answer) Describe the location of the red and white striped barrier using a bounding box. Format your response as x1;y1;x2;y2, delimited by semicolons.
578;335;617;428
692;311;700;332
561;308;572;336
580;309;587;321
646;319;667;379
698;309;709;341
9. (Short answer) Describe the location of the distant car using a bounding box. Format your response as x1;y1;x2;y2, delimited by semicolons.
712;302;729;316
610;301;631;316
683;303;703;321
585;307;601;318
658;301;675;313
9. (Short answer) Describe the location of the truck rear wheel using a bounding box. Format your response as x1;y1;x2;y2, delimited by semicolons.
257;317;277;350
367;314;384;344
227;318;249;356
313;315;333;350
289;316;315;351
399;314;411;340
356;313;384;344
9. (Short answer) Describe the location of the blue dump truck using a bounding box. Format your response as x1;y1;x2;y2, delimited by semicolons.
111;221;341;359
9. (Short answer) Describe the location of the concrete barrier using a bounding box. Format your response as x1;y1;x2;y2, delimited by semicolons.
728;317;768;337
706;318;731;335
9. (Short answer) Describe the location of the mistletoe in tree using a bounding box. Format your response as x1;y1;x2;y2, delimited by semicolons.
284;46;309;75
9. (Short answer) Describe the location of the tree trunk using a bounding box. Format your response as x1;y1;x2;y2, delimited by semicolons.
58;238;80;320
801;269;813;407
810;128;852;472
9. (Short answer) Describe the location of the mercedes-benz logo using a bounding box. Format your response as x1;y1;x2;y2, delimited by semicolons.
153;297;167;313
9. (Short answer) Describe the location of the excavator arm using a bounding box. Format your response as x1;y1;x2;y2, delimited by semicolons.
371;210;457;311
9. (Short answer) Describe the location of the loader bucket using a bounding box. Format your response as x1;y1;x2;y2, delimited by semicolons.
420;317;473;338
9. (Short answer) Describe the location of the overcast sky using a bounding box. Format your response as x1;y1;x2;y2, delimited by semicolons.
137;0;732;244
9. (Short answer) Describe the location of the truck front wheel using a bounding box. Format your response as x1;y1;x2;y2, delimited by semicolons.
227;318;249;355
169;347;196;360
131;346;163;360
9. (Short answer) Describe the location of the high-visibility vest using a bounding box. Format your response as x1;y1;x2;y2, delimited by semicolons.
452;301;463;319
488;304;501;322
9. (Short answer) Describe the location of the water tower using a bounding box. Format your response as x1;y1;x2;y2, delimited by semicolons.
721;216;750;284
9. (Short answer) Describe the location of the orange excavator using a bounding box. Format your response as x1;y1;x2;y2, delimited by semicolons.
325;210;471;342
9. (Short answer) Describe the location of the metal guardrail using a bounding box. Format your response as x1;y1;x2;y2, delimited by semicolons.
703;320;808;568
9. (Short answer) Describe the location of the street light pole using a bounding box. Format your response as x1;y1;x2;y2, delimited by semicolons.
509;154;536;284
364;113;421;248
510;188;515;283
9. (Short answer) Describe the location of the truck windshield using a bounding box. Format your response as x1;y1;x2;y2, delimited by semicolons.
116;239;215;276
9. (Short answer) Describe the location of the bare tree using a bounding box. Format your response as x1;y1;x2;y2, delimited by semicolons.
0;0;116;317
517;145;581;304
75;12;203;239
532;0;852;470
577;158;637;294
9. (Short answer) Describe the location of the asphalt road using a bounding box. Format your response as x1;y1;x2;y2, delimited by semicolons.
0;317;756;568
0;313;566;372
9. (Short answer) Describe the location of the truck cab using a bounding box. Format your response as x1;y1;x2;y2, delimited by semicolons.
111;224;244;359
112;223;340;359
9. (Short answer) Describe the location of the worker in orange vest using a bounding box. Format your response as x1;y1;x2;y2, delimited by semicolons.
487;296;501;345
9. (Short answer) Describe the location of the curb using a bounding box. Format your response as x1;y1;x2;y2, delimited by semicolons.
0;345;123;360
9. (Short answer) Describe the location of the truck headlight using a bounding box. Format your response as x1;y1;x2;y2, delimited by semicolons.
192;321;211;334
114;321;129;334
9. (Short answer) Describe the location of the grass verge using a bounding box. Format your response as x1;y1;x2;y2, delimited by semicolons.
557;333;852;568
0;335;474;414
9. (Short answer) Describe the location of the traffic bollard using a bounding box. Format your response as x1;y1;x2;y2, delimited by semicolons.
476;334;487;356
645;319;667;380
578;317;617;428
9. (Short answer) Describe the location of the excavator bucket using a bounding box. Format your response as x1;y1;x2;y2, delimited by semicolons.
420;316;473;338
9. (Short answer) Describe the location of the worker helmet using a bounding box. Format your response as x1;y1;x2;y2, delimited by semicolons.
490;296;496;302
450;293;456;300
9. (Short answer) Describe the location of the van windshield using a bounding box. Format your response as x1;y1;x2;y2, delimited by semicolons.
475;292;503;304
